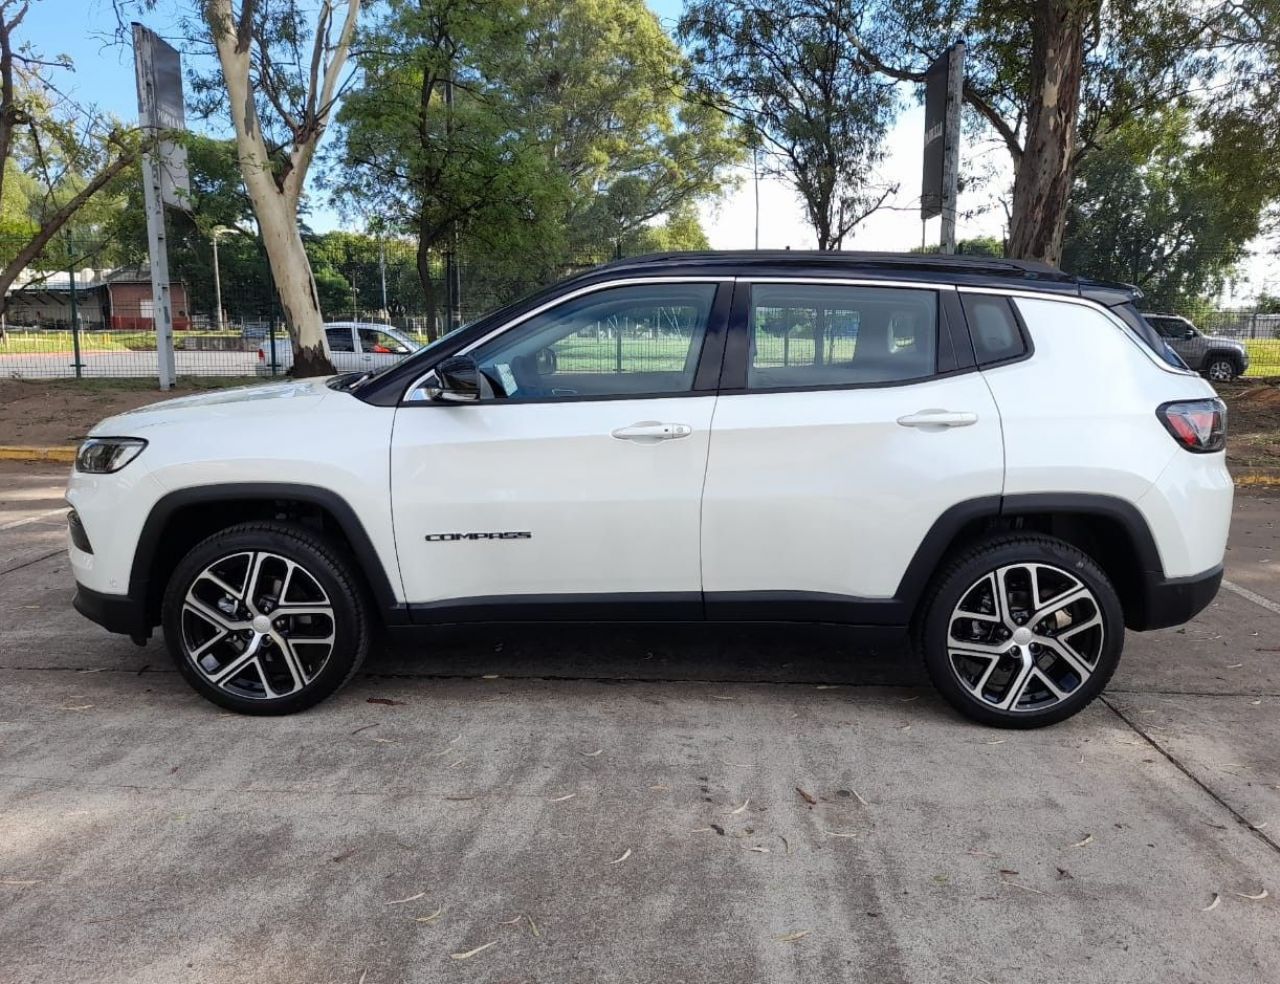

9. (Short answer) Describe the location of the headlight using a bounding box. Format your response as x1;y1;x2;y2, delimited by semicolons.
75;438;147;474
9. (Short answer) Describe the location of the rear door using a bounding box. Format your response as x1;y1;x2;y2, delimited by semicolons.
390;279;730;615
700;278;1004;620
324;324;363;372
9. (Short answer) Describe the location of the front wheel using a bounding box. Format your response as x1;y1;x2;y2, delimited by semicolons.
161;522;371;714
916;535;1124;728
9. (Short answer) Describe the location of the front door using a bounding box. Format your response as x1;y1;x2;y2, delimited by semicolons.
700;279;1005;619
324;324;364;372
390;280;730;617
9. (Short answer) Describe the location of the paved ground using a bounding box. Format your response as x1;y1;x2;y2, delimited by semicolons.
0;462;1277;984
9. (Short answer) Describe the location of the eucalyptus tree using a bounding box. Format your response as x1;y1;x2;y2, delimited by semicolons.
679;0;899;251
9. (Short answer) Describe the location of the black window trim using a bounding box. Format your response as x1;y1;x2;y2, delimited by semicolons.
399;277;734;407
718;276;968;396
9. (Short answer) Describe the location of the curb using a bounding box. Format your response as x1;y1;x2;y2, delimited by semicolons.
0;445;76;463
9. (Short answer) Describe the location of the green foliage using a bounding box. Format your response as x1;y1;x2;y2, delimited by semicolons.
679;0;897;250
1061;110;1280;309
912;236;1006;257
333;0;740;325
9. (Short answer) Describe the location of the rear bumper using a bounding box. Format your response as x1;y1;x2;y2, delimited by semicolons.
1129;564;1223;631
73;582;150;641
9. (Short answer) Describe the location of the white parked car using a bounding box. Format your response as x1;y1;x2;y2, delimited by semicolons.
67;252;1231;727
256;321;420;375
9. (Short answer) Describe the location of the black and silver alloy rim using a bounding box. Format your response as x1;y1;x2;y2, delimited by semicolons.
181;551;336;700
946;562;1104;713
1207;359;1236;381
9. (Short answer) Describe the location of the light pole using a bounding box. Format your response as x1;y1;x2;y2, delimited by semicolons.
211;226;232;332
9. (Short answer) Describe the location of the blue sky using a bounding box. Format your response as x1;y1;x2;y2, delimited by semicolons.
19;0;1279;297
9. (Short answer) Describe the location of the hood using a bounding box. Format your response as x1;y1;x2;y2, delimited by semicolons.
90;377;337;435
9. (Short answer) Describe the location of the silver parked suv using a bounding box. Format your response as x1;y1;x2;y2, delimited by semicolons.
1144;314;1249;382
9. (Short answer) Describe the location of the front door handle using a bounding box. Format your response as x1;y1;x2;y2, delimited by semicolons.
611;421;693;443
897;409;979;429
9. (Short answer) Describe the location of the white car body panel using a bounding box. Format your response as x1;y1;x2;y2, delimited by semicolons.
389;397;716;602
65;379;403;600
700;371;1004;598
981;295;1231;576
259;322;419;375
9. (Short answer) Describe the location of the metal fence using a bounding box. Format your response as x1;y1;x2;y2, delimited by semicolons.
4;262;1280;382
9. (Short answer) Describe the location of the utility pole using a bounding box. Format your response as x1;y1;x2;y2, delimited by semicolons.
940;41;966;255
379;239;388;322
753;145;760;250
444;75;462;330
211;227;228;332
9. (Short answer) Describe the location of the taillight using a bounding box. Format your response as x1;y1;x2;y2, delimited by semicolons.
1157;398;1227;453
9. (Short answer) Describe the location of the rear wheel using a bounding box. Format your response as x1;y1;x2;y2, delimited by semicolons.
1205;356;1240;382
161;522;370;714
916;535;1123;728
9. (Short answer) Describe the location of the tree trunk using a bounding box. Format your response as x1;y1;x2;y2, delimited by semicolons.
256;190;330;375
1007;1;1088;265
415;220;440;342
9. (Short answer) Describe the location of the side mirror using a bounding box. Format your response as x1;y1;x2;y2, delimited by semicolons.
425;355;480;403
1183;327;1197;338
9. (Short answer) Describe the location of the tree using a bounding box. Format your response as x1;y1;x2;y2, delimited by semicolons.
1062;110;1280;309
679;0;898;250
839;0;1248;265
335;0;739;330
202;0;360;375
0;0;143;312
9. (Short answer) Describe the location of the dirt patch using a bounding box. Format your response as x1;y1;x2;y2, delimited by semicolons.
0;378;263;447
1219;381;1280;470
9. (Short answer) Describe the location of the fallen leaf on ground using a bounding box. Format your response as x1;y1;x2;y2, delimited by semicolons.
1056;867;1073;880
849;789;869;807
1071;834;1094;848
350;724;379;735
547;793;576;803
498;915;523;925
999;869;1020;876
711;695;735;701
386;892;426;905
774;930;811;943
823;829;858;838
371;737;397;744
451;941;498;961
481;674;500;680
744;845;770;853
795;787;818;806
527;913;540;937
58;704;93;711
366;697;405;706
1202;894;1221;912
415;906;445;925
1233;888;1269;900
582;748;604;757
0;879;40;885
608;849;632;865
985;739;1006;745
728;799;750;815
330;847;358;863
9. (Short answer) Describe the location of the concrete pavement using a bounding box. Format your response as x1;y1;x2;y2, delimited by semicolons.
1;464;1277;984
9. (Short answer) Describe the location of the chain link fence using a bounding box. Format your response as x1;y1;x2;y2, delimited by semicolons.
4;237;1279;382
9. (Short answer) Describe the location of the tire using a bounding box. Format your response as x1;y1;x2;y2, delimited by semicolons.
161;521;371;715
914;534;1124;729
1204;355;1240;382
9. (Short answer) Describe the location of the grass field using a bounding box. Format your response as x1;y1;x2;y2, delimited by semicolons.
1243;340;1280;378
0;330;246;354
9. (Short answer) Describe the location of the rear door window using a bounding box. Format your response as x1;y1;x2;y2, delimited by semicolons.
745;283;938;389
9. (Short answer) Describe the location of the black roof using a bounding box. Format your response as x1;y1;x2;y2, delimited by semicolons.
591;250;1139;304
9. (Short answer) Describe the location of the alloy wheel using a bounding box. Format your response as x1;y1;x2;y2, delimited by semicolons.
946;562;1104;713
180;550;337;700
1206;359;1236;382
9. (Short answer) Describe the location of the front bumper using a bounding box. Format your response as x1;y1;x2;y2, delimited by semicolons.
73;582;150;642
1128;564;1223;631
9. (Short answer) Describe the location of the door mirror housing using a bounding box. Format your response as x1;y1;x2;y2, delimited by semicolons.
425;356;481;403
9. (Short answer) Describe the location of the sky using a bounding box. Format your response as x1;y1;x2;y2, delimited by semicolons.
20;0;1280;301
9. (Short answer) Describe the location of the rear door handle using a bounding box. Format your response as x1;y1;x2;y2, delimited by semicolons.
897;409;979;429
611;421;693;443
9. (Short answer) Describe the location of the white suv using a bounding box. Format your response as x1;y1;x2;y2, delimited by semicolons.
66;253;1232;727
